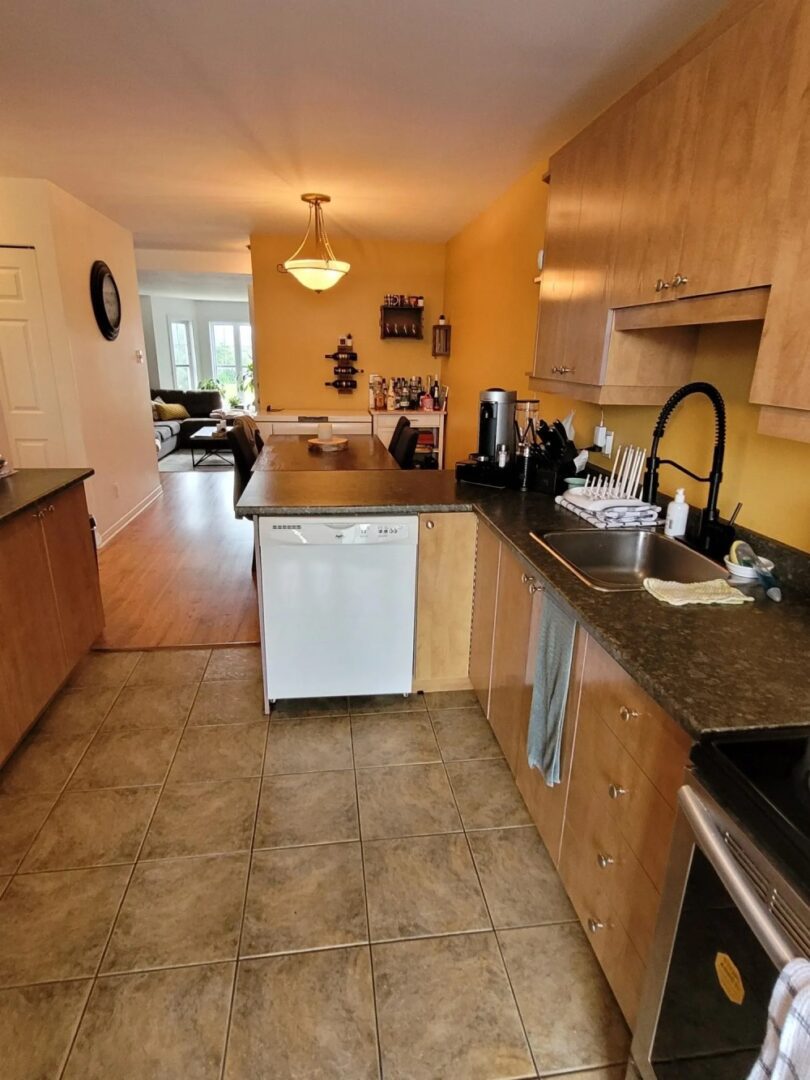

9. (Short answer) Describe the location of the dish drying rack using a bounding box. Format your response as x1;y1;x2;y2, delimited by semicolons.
556;445;662;529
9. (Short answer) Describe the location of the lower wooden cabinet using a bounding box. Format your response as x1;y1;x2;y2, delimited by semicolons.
0;482;103;764
413;511;477;692
468;522;501;715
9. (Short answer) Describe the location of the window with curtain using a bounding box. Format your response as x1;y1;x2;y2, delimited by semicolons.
169;320;196;390
210;322;253;403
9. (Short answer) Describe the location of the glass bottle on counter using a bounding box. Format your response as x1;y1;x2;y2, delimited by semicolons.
386;380;396;411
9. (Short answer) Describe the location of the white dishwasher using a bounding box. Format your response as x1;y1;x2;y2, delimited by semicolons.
257;516;418;701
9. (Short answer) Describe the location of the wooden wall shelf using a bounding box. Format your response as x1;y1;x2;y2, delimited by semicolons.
380;305;423;340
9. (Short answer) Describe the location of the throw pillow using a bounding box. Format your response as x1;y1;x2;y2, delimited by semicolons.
155;402;190;421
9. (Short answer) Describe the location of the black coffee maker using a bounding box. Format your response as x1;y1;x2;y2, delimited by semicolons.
476;388;517;460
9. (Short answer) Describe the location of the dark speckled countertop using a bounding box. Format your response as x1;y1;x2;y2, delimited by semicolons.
237;469;810;742
0;468;94;525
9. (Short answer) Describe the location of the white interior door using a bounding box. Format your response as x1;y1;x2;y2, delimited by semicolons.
0;247;66;466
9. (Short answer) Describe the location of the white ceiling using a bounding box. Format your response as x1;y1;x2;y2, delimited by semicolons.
138;270;250;301
1;0;725;251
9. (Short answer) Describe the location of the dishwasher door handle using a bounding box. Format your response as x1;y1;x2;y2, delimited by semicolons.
678;786;797;969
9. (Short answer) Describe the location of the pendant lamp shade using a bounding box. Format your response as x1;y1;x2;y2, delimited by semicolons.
278;194;350;292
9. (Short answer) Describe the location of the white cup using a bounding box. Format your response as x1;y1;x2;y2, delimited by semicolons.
317;422;333;441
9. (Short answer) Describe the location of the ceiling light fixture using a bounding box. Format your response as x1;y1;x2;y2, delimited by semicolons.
277;193;350;293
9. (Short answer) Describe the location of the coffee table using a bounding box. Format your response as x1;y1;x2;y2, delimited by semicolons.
189;425;234;468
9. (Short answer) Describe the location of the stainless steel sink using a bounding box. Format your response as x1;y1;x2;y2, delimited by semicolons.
531;529;724;592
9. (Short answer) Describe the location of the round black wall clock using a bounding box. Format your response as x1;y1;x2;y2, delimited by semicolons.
90;260;122;340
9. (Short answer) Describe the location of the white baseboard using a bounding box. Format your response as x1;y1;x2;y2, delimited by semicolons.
97;483;162;549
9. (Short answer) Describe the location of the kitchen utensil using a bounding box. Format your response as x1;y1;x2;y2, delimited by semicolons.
728;540;781;601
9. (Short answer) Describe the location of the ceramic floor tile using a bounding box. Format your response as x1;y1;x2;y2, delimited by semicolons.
189;679;266;726
37;686;119;734
0;731;93;795
63;963;233;1080
357;763;461;840
225;948;379;1080
68;651;142;689
264;716;352;775
350;692;426;715
271;696;349;720
126;647;211;686
431;707;504;762
168;722;267;783
21;786;160;871
373;932;534;1080
468;827;576;929
0;792;58;873
0;865;129;987
498;924;630;1074
446;759;532;830
424;689;482;710
0;979;92;1080
351;713;440;767
102;852;249;973
102;683;197;730
204;646;262;682
142;777;260;860
241;843;367;957
364;833;490;941
68;726;181;790
254;770;358;849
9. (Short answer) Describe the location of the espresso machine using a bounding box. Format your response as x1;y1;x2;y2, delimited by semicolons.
476;389;517;459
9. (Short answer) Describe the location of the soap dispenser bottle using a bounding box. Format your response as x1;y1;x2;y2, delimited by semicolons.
665;488;689;539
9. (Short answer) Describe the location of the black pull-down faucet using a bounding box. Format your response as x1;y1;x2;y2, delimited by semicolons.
641;381;734;559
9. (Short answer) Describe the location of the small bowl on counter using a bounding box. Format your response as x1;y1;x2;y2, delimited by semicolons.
723;554;774;580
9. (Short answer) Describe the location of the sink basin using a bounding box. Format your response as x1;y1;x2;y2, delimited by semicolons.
531;529;724;592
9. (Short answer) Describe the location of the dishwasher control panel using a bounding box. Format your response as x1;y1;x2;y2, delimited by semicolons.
261;517;417;546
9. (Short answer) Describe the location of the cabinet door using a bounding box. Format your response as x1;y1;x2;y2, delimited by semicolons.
0;508;67;760
516;623;587;865
610;53;708;307
488;547;538;775
750;0;810;414
413;512;477;692
676;0;803;298
560;108;632;386
468;523;500;716
532;139;585;378
41;484;104;672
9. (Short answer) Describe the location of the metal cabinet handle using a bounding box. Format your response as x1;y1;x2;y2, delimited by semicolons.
596;852;615;869
619;705;638;723
671;274;689;288
521;573;534;584
528;582;544;594
587;918;605;934
608;783;628;800
47;504;55;513
655;278;670;292
551;365;575;375
425;520;435;530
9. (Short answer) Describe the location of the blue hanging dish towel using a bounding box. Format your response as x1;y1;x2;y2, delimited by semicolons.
527;592;576;787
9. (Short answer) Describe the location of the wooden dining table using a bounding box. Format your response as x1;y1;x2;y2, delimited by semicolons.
252;434;400;471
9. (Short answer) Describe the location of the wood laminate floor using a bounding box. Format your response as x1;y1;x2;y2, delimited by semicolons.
96;472;260;650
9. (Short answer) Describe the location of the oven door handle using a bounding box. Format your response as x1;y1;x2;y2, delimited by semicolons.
679;786;797;969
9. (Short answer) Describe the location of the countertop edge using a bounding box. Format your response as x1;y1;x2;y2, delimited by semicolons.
0;468;95;526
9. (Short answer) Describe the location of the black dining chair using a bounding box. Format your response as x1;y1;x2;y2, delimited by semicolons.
394;426;420;469
387;415;410;459
226;425;258;510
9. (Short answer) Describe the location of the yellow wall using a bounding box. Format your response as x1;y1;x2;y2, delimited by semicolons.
250;234;445;411
441;166;810;552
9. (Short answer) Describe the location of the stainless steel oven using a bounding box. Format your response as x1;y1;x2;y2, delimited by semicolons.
630;771;810;1080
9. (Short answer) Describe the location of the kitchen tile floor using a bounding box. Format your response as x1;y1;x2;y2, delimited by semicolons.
0;646;630;1080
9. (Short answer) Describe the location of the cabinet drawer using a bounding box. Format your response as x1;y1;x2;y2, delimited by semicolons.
580;639;691;808
568;709;678;893
565;779;661;962
559;821;646;1028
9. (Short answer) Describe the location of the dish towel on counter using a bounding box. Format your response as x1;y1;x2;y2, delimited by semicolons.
643;578;754;606
526;592;576;787
748;958;810;1080
555;493;661;529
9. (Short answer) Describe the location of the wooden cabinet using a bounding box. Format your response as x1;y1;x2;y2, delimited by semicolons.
413;512;477;692
468;522;501;715
0;482;103;764
488;546;541;774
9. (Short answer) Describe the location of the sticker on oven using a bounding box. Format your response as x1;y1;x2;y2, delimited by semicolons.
714;952;745;1005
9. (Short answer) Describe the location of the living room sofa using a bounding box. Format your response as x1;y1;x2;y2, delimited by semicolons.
151;388;224;454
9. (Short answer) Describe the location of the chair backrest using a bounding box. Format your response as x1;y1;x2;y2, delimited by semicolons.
394;426;419;469
226;425;258;509
387;415;410;457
